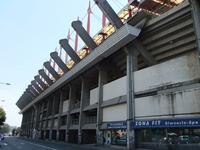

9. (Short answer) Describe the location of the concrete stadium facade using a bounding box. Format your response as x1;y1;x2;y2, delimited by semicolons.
16;0;200;149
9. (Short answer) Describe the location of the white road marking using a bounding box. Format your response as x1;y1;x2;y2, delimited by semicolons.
1;142;8;146
17;146;22;149
22;141;57;150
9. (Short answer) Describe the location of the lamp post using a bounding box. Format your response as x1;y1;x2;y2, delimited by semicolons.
0;99;5;108
0;82;11;85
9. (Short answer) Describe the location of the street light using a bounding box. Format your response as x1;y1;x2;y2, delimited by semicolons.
0;82;11;85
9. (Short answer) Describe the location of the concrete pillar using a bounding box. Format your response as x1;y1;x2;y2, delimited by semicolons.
43;130;46;139
49;130;52;140
56;89;64;141
189;0;200;56
32;104;39;139
49;95;56;140
78;77;89;144
40;102;45;139
47;98;51;117
125;47;138;150
96;66;108;145
33;105;38;128
66;84;74;142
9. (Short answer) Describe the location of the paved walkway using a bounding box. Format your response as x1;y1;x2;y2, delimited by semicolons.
19;137;150;150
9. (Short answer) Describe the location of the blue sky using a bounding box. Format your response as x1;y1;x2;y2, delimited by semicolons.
0;0;127;127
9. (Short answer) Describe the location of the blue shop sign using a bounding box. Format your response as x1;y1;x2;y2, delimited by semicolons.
133;118;200;128
107;121;127;129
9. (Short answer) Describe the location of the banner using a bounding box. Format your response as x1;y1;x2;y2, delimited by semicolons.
107;121;127;129
134;118;200;128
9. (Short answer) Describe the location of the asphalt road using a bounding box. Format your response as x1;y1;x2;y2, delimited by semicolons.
0;137;127;150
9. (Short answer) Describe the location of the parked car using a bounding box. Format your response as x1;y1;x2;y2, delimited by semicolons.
160;133;178;144
178;135;191;144
191;136;200;143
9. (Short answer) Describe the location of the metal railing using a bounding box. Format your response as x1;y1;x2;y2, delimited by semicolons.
71;119;79;125
71;101;80;110
85;116;97;124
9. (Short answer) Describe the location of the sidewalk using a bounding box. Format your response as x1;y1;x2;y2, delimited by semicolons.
19;137;150;150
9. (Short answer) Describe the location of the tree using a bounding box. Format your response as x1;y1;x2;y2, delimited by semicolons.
0;107;6;125
0;123;10;133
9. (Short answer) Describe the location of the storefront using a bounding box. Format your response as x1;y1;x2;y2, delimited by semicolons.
82;130;96;144
68;130;78;144
59;130;66;141
134;117;200;150
103;121;127;146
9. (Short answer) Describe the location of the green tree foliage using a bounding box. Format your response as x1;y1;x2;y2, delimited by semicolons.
0;107;6;125
0;123;10;133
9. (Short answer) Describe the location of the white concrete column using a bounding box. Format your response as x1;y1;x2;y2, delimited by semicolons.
78;77;89;144
33;104;39;139
66;84;74;142
96;66;107;145
49;95;56;140
56;89;64;141
125;47;138;150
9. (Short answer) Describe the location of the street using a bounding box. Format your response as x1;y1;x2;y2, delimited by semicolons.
0;137;127;150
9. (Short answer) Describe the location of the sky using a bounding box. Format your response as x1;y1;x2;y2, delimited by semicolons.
0;0;127;127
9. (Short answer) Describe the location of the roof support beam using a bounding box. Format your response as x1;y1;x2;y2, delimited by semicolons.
25;89;36;99
34;75;48;90
38;69;53;86
72;20;97;50
59;39;81;63
28;85;39;96
50;51;69;73
94;0;123;29
31;80;43;93
16;97;23;109
43;61;60;80
24;91;33;102
129;39;157;66
20;23;141;113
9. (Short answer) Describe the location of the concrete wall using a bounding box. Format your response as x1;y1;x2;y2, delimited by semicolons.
103;103;127;122
100;52;200;122
101;87;200;121
135;88;200;119
54;118;58;127
62;100;69;113
89;87;98;105
98;52;200;101
134;52;200;92
103;76;127;101
48;120;51;128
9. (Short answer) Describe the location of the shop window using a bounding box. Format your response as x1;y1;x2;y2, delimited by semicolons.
136;128;200;150
111;129;127;146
